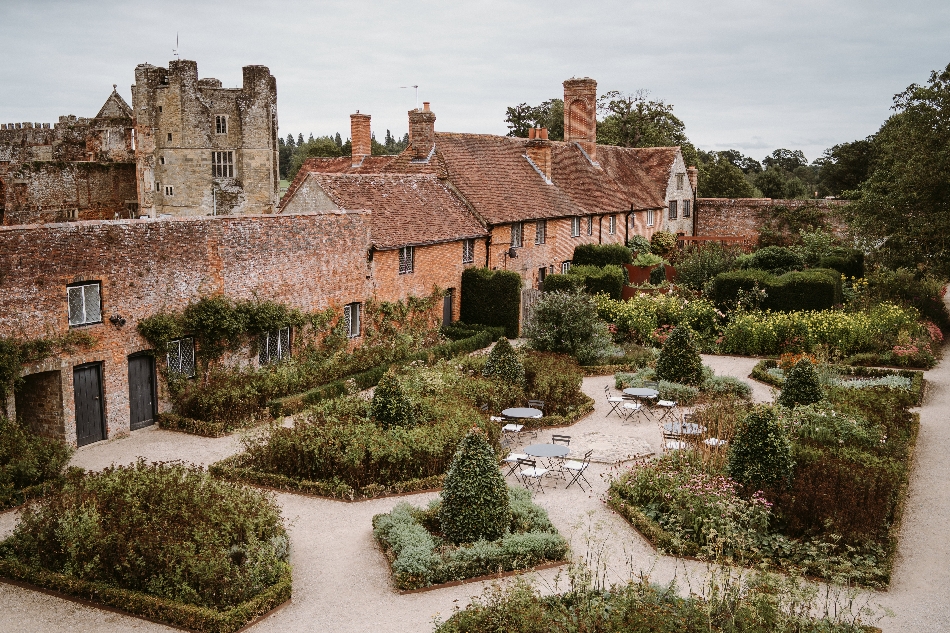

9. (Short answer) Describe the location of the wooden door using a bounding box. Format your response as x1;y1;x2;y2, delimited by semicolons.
128;355;156;430
73;363;105;446
442;289;454;326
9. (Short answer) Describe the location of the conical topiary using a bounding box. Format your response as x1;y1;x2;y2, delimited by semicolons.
483;337;525;386
654;326;703;386
777;358;824;408
439;428;511;545
728;405;794;489
371;369;415;429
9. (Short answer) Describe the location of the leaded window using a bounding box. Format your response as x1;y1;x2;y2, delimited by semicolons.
462;239;475;264
587;216;593;235
167;337;196;377
571;217;580;237
647;209;655;226
511;222;523;248
535;219;547;245
561;261;571;273
608;215;616;234
683;199;691;218
67;283;102;326
669;200;678;220
343;303;361;338
399;246;414;274
212;151;234;178
259;327;290;365
215;115;228;134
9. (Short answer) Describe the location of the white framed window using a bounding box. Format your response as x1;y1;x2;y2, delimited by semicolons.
164;185;174;196
587;216;593;236
462;239;475;264
683;199;691;218
167;337;196;377
608;215;616;234
212;151;234;178
215;115;228;134
399;246;414;274
67;282;102;326
571;217;581;237
343;302;361;339
669;200;678;220
561;261;571;273
535;219;547;245
647;209;655;226
676;173;685;190
259;327;290;365
511;222;523;248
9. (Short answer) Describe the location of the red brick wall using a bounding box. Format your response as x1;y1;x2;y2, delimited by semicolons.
695;198;849;239
0;211;371;445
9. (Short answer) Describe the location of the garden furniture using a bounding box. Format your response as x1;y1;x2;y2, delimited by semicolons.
523;442;570;480
621;401;645;422
502;451;529;476
503;407;543;420
550;435;571;476
663;420;705;435
563;449;594;491
655;399;678;421
604;385;625;417
623;387;659;417
517;458;549;493
704;438;727;448
661;429;689;452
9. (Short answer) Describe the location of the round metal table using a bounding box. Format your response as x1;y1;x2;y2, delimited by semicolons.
502;407;543;419
623;387;659;398
523;443;570;458
663;421;706;436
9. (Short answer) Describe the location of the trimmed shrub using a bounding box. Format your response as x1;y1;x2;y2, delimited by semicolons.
672;242;742;291
650;230;677;256
540;273;584;295
711;268;842;312
371;369;417;428
778;359;824;408
440;429;511;545
461;268;523;338
0;417;73;510
483;338;525;386
728;406;795;489
572;265;626;299
738;246;804;274
571;243;632;267
524;292;613;365
819;248;865;279
521;352;587;416
710;269;774;307
655;326;703;386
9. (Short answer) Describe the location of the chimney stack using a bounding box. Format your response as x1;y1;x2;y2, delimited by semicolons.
526;128;552;182
687;166;698;194
350;112;371;167
408;103;436;161
563;77;598;162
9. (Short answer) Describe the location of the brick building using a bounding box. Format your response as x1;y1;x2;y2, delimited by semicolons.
132;60;280;217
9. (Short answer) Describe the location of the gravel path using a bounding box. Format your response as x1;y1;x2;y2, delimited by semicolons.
0;352;946;632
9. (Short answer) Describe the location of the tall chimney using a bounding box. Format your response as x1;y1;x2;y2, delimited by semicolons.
687;166;698;194
563;77;598;162
526;128;552;182
408;103;436;161
350;112;371;167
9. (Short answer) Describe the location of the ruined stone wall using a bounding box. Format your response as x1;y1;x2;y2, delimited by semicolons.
0;212;371;445
695;198;849;240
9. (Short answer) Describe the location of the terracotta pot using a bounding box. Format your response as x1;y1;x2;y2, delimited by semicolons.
623;263;657;285
665;265;678;283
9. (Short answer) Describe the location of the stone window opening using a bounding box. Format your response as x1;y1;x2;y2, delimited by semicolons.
669;200;678;220
259;327;290;366
571;217;581;237
676;173;685;190
212;151;234;178
608;215;616;235
647;209;655;227
683;199;691;218
215;115;228;135
67;282;102;327
159;156;165;165
535;219;547;245
164;185;174;196
344;303;361;339
399;246;414;275
167;133;172;142
511;222;523;248
155;181;161;192
587;216;593;236
561;261;572;273
167;337;196;377
158;106;163;113
462;239;475;264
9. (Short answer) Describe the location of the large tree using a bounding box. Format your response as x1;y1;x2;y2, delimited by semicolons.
505;99;564;140
847;63;950;273
815;138;877;198
697;152;757;198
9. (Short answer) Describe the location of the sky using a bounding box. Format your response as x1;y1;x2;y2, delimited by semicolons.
1;0;947;163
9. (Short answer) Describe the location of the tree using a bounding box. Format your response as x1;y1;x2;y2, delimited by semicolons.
654;326;703;386
483;337;525;386
523;291;612;365
371;369;417;428
754;168;788;199
505;99;564;140
439;428;511;545
763;149;808;172
597;90;689;150
815;138;877;198
728;406;794;489
718;149;763;175
698;153;757;198
847;63;950;273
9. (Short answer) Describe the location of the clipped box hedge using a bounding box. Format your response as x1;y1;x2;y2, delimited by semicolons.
750;359;925;405
543;265;626;300
711;267;842;311
572;243;633;267
460;268;523;338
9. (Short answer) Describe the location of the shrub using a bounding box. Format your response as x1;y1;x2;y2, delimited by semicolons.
461;267;523;338
738;246;804;274
627;234;652;255
728;406;795;489
371;368;418;428
819;248;865;279
521;352;587;416
571;243;632;267
0;417;73;510
650;230;677;256
483;337;525;386
631;252;665;267
672;242;742;291
703;376;753;400
0;462;289;610
571;264;626;299
778;359;824;408
540;272;584;294
711;268;842;311
524;292;613;365
440;429;511;544
655;326;703;386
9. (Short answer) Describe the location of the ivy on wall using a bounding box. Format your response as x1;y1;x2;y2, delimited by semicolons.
0;331;96;402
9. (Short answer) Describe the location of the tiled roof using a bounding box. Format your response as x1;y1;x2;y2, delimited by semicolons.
278;155;395;208
305;173;487;250
595;145;674;210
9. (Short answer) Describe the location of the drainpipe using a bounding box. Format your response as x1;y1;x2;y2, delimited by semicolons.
625;207;633;245
485;231;491;268
598;215;603;244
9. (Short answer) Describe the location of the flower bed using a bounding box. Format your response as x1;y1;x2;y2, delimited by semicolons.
0;416;74;510
0;462;291;633
750;359;925;405
372;486;568;590
596;294;721;349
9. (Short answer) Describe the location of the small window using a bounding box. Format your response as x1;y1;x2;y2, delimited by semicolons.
683;199;691;218
259;327;290;365
669;200;678;220
159;155;165;165
399;246;414;275
155;181;161;192
676;173;685;190
462;239;475;264
343;302;361;339
571;217;580;238
164;185;174;196
647;209;655;227
167;337;196;377
215;115;228;134
561;261;571;274
167;133;172;142
511;222;523;248
608;215;616;235
158;105;163;113
212;151;234;178
586;216;593;236
67;282;102;326
535;219;547;245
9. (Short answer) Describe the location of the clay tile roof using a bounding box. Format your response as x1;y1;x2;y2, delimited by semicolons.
595;145;675;210
306;173;488;250
278;155;396;208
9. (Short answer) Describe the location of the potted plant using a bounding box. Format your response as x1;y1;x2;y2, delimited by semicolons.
624;252;665;285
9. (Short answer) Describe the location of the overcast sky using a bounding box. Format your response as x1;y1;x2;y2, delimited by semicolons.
2;0;947;163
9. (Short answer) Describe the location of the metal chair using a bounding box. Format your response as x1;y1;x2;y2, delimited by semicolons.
604;385;624;417
550;435;571;476
655;399;678;422
517;458;548;493
502;451;529;476
621;401;645;423
527;400;545;417
661;430;689;452
563;449;594;491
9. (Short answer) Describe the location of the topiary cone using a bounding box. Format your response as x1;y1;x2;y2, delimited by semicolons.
655;326;703;386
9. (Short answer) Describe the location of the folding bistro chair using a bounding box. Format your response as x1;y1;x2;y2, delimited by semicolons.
563;449;594;491
550;434;571;477
621;400;645;423
655;399;678;422
604;385;624;418
502;451;529;476
517;458;548;493
527;400;545;416
661;429;689;452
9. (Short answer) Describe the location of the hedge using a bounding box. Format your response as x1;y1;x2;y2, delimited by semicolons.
750;359;925;405
460;268;523;338
0;557;291;633
544;265;625;300
572;243;632;267
711;268;842;311
819;248;865;279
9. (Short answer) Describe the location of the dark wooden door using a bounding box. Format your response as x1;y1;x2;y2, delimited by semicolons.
128;355;156;431
442;289;454;326
74;363;105;446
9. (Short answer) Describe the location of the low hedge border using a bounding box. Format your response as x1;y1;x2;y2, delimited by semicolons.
516;397;595;431
209;454;446;502
749;360;925;405
0;471;80;513
267;327;505;419
0;557;291;633
605;487;697;557
156;412;247;438
581;363;641;376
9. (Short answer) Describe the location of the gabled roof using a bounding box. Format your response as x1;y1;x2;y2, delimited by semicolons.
602;146;678;203
95;89;132;119
301;172;487;250
279;155;395;208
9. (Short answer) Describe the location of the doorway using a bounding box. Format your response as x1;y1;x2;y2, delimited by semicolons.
73;363;105;446
128;354;156;430
443;288;454;327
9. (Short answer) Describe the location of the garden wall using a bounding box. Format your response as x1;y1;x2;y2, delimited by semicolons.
695;198;849;241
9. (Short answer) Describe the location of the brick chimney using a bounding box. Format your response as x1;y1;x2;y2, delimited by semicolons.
563;77;598;162
408;101;436;161
687;166;698;194
526;128;552;182
350;112;371;167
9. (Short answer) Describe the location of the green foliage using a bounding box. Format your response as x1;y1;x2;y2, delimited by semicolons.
545;264;626;299
0;417;74;510
597;91;691;152
654;326;703;386
711;268;842;312
778;360;824;408
571;243;633;267
671;242;742;291
0;461;289;611
650;230;677;256
539;272;584;295
440;429;511;545
814;138;877;198
631;251;665;267
521;352;588;415
371;369;418;429
757;203;834;247
818;249;865;279
523;292;613;365
0;332;95;402
728;406;795;489
855;267;950;328
505;99;564;140
626;234;652;255
737;246;805;274
483;338;525;386
697;152;757;198
461;268;523;338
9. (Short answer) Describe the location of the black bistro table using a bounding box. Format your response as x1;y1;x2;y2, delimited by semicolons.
622;387;659;399
523;443;570;459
